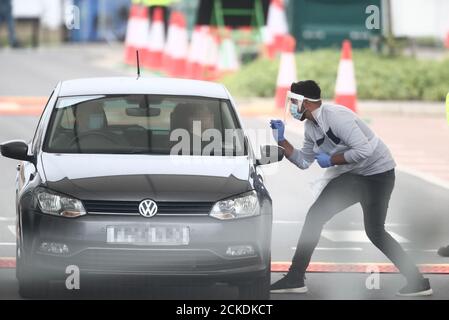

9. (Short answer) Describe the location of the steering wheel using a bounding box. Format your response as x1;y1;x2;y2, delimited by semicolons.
68;130;124;147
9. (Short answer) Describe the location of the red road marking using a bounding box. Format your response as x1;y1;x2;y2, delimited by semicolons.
0;97;47;105
0;106;44;116
272;261;449;274
1;258;449;274
0;258;15;268
0;97;46;116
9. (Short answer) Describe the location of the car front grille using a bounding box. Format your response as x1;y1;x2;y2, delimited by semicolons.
82;200;214;216
37;249;260;273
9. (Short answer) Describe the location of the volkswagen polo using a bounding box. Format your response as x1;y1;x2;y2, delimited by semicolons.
0;77;284;299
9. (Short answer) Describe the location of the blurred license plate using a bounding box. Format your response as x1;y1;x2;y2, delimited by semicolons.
106;225;189;245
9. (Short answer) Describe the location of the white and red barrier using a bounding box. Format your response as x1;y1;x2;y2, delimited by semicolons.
335;40;357;112
145;7;165;71
275;35;297;109
124;4;150;66
264;0;289;59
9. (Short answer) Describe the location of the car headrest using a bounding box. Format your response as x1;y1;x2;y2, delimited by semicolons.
74;100;108;130
170;103;215;133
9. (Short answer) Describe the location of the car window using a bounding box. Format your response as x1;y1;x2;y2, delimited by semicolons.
43;95;246;156
101;96;176;131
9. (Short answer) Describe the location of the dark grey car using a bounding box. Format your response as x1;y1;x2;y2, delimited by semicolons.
0;77;284;299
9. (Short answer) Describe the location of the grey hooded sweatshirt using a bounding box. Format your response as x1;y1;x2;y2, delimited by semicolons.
287;103;396;176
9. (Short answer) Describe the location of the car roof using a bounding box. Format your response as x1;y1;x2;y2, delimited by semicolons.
58;77;230;99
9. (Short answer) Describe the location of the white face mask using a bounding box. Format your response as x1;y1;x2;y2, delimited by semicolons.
289;100;305;120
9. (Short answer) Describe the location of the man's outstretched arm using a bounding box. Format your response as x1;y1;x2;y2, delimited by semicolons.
278;139;294;159
270;119;315;169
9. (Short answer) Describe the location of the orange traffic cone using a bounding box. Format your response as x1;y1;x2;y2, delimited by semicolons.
217;27;240;77
261;26;274;59
275;35;297;109
162;11;179;75
169;12;189;78
186;26;205;79
124;4;150;66
264;0;289;59
145;7;165;71
335;40;357;112
204;27;220;80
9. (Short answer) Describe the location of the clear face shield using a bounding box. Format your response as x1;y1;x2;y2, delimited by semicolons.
284;91;321;121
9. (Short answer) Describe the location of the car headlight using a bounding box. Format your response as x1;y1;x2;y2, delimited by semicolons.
35;188;86;218
210;190;260;220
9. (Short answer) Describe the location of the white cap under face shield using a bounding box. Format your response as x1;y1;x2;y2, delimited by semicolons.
285;91;321;121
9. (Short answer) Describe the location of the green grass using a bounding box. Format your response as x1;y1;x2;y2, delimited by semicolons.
221;49;449;101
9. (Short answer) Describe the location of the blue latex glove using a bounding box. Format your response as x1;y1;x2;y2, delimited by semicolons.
269;120;285;142
315;153;334;168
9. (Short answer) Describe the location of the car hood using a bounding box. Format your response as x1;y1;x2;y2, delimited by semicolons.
40;153;252;202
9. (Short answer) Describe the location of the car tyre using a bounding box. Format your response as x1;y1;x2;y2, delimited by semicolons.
238;268;270;300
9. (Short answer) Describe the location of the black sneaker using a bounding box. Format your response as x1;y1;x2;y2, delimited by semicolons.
397;278;433;297
438;245;449;257
270;272;308;294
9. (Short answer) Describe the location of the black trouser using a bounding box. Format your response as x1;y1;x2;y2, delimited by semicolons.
290;169;423;283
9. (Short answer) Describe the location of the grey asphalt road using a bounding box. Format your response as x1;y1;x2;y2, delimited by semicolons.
0;44;130;96
0;269;448;300
1;45;449;299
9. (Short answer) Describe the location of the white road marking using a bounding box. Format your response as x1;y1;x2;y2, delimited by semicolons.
0;243;15;246
8;225;15;237
322;230;410;243
385;223;410;227
274;220;303;225
405;249;438;253
0;217;15;222
350;222;410;228
291;247;363;251
316;247;363;251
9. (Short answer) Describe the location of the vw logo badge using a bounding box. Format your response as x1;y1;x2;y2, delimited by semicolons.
139;199;158;218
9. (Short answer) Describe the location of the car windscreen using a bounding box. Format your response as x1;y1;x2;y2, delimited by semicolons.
43;95;247;156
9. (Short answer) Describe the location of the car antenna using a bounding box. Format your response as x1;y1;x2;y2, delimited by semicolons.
136;50;141;79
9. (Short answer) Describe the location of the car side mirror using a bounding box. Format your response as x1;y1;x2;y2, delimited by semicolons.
0;140;34;163
256;145;285;166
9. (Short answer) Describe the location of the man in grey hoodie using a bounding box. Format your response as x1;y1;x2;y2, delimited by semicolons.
269;80;432;297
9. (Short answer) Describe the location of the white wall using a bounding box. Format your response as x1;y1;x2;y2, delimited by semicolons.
12;0;64;30
391;0;449;39
12;0;43;18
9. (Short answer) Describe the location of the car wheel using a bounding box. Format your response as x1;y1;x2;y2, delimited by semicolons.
238;268;270;300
